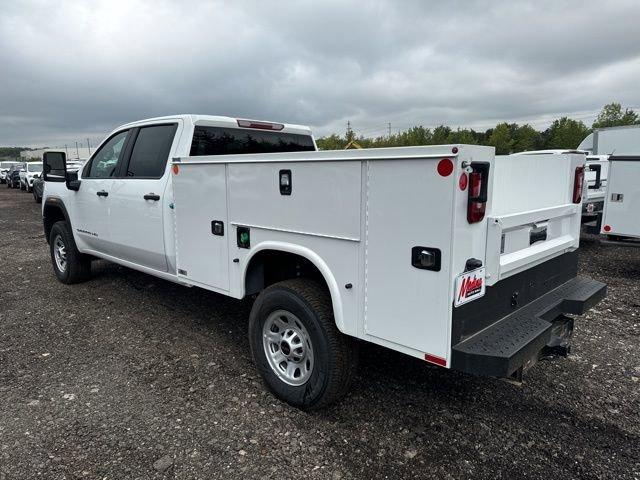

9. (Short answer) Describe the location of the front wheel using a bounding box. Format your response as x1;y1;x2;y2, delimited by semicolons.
249;279;358;410
49;221;92;284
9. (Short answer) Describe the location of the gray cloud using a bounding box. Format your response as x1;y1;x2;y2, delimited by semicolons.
1;0;639;147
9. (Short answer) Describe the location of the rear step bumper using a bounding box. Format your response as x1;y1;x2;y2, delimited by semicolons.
451;277;606;378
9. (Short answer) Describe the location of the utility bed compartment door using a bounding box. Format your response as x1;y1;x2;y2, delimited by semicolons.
173;163;230;291
364;159;453;358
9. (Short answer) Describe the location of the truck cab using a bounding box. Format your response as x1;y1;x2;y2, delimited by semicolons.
42;115;316;276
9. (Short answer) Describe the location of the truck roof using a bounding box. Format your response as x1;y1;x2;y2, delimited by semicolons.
118;114;314;136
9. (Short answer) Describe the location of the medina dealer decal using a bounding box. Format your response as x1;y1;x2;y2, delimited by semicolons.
454;267;486;307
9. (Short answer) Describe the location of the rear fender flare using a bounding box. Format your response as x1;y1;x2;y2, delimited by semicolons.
241;241;345;333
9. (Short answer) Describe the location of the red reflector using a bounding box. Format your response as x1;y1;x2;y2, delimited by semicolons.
603;224;612;232
459;172;468;191
437;158;454;177
237;119;285;131
424;353;447;367
172;164;179;175
573;166;585;203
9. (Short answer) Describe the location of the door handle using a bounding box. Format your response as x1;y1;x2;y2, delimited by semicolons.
96;190;109;197
144;193;160;201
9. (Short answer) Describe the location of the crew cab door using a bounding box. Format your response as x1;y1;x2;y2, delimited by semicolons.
108;122;181;272
73;130;130;254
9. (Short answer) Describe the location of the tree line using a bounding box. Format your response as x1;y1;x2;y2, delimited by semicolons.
316;102;640;154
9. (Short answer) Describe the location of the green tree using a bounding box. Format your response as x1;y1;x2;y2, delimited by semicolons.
488;122;514;154
449;128;478;145
544;117;590;149
512;124;540;152
432;125;452;144
592;102;639;129
316;134;346;150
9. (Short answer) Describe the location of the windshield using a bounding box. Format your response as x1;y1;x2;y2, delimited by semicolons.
1;162;18;168
28;164;43;172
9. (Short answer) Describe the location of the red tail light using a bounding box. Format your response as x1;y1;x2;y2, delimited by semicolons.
469;172;482;198
573;166;585;203
467;165;489;223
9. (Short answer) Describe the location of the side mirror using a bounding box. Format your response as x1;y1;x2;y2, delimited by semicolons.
43;151;81;191
66;170;81;191
43;152;66;182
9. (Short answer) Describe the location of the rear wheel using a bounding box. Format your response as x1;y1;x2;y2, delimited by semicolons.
248;278;358;410
33;188;42;203
49;221;92;284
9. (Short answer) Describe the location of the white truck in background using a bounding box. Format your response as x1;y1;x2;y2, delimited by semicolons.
578;124;640;156
577;126;640;241
41;115;606;409
598;156;640;241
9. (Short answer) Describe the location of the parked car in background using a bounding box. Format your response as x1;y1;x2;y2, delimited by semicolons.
0;161;21;184
6;164;24;188
19;162;43;192
32;176;44;203
33;160;85;203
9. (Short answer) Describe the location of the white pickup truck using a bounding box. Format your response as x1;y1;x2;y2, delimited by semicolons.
42;114;606;409
598;156;640;241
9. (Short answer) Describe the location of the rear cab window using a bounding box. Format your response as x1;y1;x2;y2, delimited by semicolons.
190;126;316;156
123;124;178;178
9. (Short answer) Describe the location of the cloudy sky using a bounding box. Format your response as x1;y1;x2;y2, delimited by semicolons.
1;0;639;147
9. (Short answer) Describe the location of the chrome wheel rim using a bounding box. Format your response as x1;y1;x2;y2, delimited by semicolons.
262;309;314;386
53;235;67;273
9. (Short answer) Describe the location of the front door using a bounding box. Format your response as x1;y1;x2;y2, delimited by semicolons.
108;122;181;272
73;130;129;254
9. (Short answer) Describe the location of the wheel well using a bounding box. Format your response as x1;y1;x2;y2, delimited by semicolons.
245;250;328;296
43;203;67;243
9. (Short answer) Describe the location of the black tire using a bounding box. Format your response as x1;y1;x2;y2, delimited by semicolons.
34;189;42;203
49;221;92;284
249;278;358;410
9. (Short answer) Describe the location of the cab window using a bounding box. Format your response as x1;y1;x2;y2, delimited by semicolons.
85;131;128;179
124;124;177;178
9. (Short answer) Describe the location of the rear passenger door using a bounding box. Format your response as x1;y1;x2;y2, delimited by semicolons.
108;122;181;272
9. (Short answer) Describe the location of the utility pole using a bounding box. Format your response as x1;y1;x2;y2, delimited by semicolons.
346;121;354;142
87;138;91;155
388;122;392;138
65;144;68;157
75;141;79;159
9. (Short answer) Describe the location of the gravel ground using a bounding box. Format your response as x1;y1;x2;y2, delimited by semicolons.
0;186;639;480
